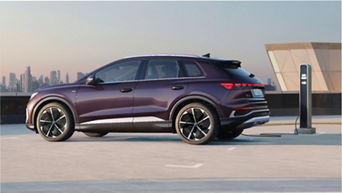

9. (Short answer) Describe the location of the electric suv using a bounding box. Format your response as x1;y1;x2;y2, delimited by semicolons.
26;54;269;145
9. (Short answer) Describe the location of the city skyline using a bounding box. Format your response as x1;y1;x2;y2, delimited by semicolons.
0;66;86;93
0;65;276;93
0;1;341;84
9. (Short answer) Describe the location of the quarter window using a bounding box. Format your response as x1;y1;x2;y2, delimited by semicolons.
145;60;180;79
95;60;141;83
182;61;203;77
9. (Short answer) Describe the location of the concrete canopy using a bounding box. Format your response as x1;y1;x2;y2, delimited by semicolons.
265;42;341;92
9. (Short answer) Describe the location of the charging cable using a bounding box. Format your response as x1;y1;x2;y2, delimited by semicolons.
294;116;299;135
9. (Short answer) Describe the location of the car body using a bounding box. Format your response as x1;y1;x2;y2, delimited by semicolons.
26;54;269;144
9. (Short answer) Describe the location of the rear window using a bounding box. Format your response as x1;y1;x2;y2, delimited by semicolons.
182;62;203;77
223;67;254;81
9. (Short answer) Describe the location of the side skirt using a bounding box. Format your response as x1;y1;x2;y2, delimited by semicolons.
75;121;173;133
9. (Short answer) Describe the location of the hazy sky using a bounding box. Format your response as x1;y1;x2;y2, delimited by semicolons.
0;1;341;84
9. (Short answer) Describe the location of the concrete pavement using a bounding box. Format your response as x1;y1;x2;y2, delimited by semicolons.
1;116;341;192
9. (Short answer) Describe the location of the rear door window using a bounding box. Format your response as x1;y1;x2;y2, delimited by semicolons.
144;60;180;80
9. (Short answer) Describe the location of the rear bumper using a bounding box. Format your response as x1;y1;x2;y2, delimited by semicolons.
235;115;269;130
220;97;270;130
220;113;270;130
221;109;269;124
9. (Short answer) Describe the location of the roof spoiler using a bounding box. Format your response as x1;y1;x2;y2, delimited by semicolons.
215;60;241;68
202;53;210;58
201;53;241;67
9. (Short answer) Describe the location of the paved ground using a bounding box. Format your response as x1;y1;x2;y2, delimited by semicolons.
1;116;341;192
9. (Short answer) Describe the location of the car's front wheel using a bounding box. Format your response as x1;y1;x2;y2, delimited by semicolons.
36;102;74;142
83;132;108;137
175;103;219;145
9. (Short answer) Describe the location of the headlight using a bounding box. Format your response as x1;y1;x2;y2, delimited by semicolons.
30;92;38;100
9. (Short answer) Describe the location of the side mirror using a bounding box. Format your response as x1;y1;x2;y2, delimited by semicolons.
86;76;96;85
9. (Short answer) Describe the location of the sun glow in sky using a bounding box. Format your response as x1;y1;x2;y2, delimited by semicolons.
0;1;340;83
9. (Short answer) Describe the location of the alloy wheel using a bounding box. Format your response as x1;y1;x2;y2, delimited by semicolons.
178;107;211;141
39;107;67;138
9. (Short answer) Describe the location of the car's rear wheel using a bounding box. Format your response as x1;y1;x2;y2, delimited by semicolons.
217;128;243;140
175;103;219;145
83;132;108;137
36;102;74;142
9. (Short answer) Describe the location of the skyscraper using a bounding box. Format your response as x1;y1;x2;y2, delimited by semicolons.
2;76;6;87
8;73;17;92
44;77;50;85
66;73;69;84
20;73;25;92
50;71;57;85
38;75;44;85
57;70;61;84
24;66;32;92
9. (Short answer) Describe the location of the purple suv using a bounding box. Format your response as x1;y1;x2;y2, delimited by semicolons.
26;54;269;144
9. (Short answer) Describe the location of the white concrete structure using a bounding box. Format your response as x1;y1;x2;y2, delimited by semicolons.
265;42;341;92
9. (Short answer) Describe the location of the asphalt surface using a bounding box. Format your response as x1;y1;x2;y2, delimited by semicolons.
1;116;341;192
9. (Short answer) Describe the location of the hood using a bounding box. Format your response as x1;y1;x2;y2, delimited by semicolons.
35;83;79;92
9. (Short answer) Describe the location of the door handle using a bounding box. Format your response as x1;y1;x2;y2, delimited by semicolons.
120;88;133;93
171;86;184;90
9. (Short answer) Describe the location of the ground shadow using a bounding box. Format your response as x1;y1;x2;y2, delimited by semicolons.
67;133;341;146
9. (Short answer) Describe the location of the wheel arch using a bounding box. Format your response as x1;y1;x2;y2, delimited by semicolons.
169;95;222;130
32;97;77;132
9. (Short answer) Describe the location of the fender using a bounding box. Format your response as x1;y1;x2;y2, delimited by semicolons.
31;96;78;127
169;95;222;121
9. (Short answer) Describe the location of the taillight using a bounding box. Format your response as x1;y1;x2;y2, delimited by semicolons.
220;83;234;90
220;82;264;90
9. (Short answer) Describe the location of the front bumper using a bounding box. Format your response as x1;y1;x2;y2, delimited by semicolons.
26;123;35;131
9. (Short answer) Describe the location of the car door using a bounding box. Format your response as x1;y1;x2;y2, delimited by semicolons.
133;59;187;125
76;60;142;127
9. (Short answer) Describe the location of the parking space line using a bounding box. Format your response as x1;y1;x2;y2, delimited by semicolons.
1;136;18;140
227;147;236;151
165;163;203;168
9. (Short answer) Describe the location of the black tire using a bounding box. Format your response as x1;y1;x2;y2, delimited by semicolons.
175;103;219;145
83;132;108;137
36;102;74;142
217;128;243;140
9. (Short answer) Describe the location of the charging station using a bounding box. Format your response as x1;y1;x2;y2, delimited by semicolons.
297;64;316;134
243;64;317;138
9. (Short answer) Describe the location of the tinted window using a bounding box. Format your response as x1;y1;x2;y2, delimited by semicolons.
96;60;141;83
224;67;251;78
182;62;203;77
223;67;255;82
145;60;180;79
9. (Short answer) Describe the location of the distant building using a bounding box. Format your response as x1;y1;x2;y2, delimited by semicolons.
8;73;17;92
0;76;7;92
265;42;341;92
50;71;58;85
264;78;277;91
20;74;25;92
44;77;50;85
2;76;6;87
57;70;61;84
38;75;44;85
77;72;85;80
24;66;32;92
66;73;69;84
